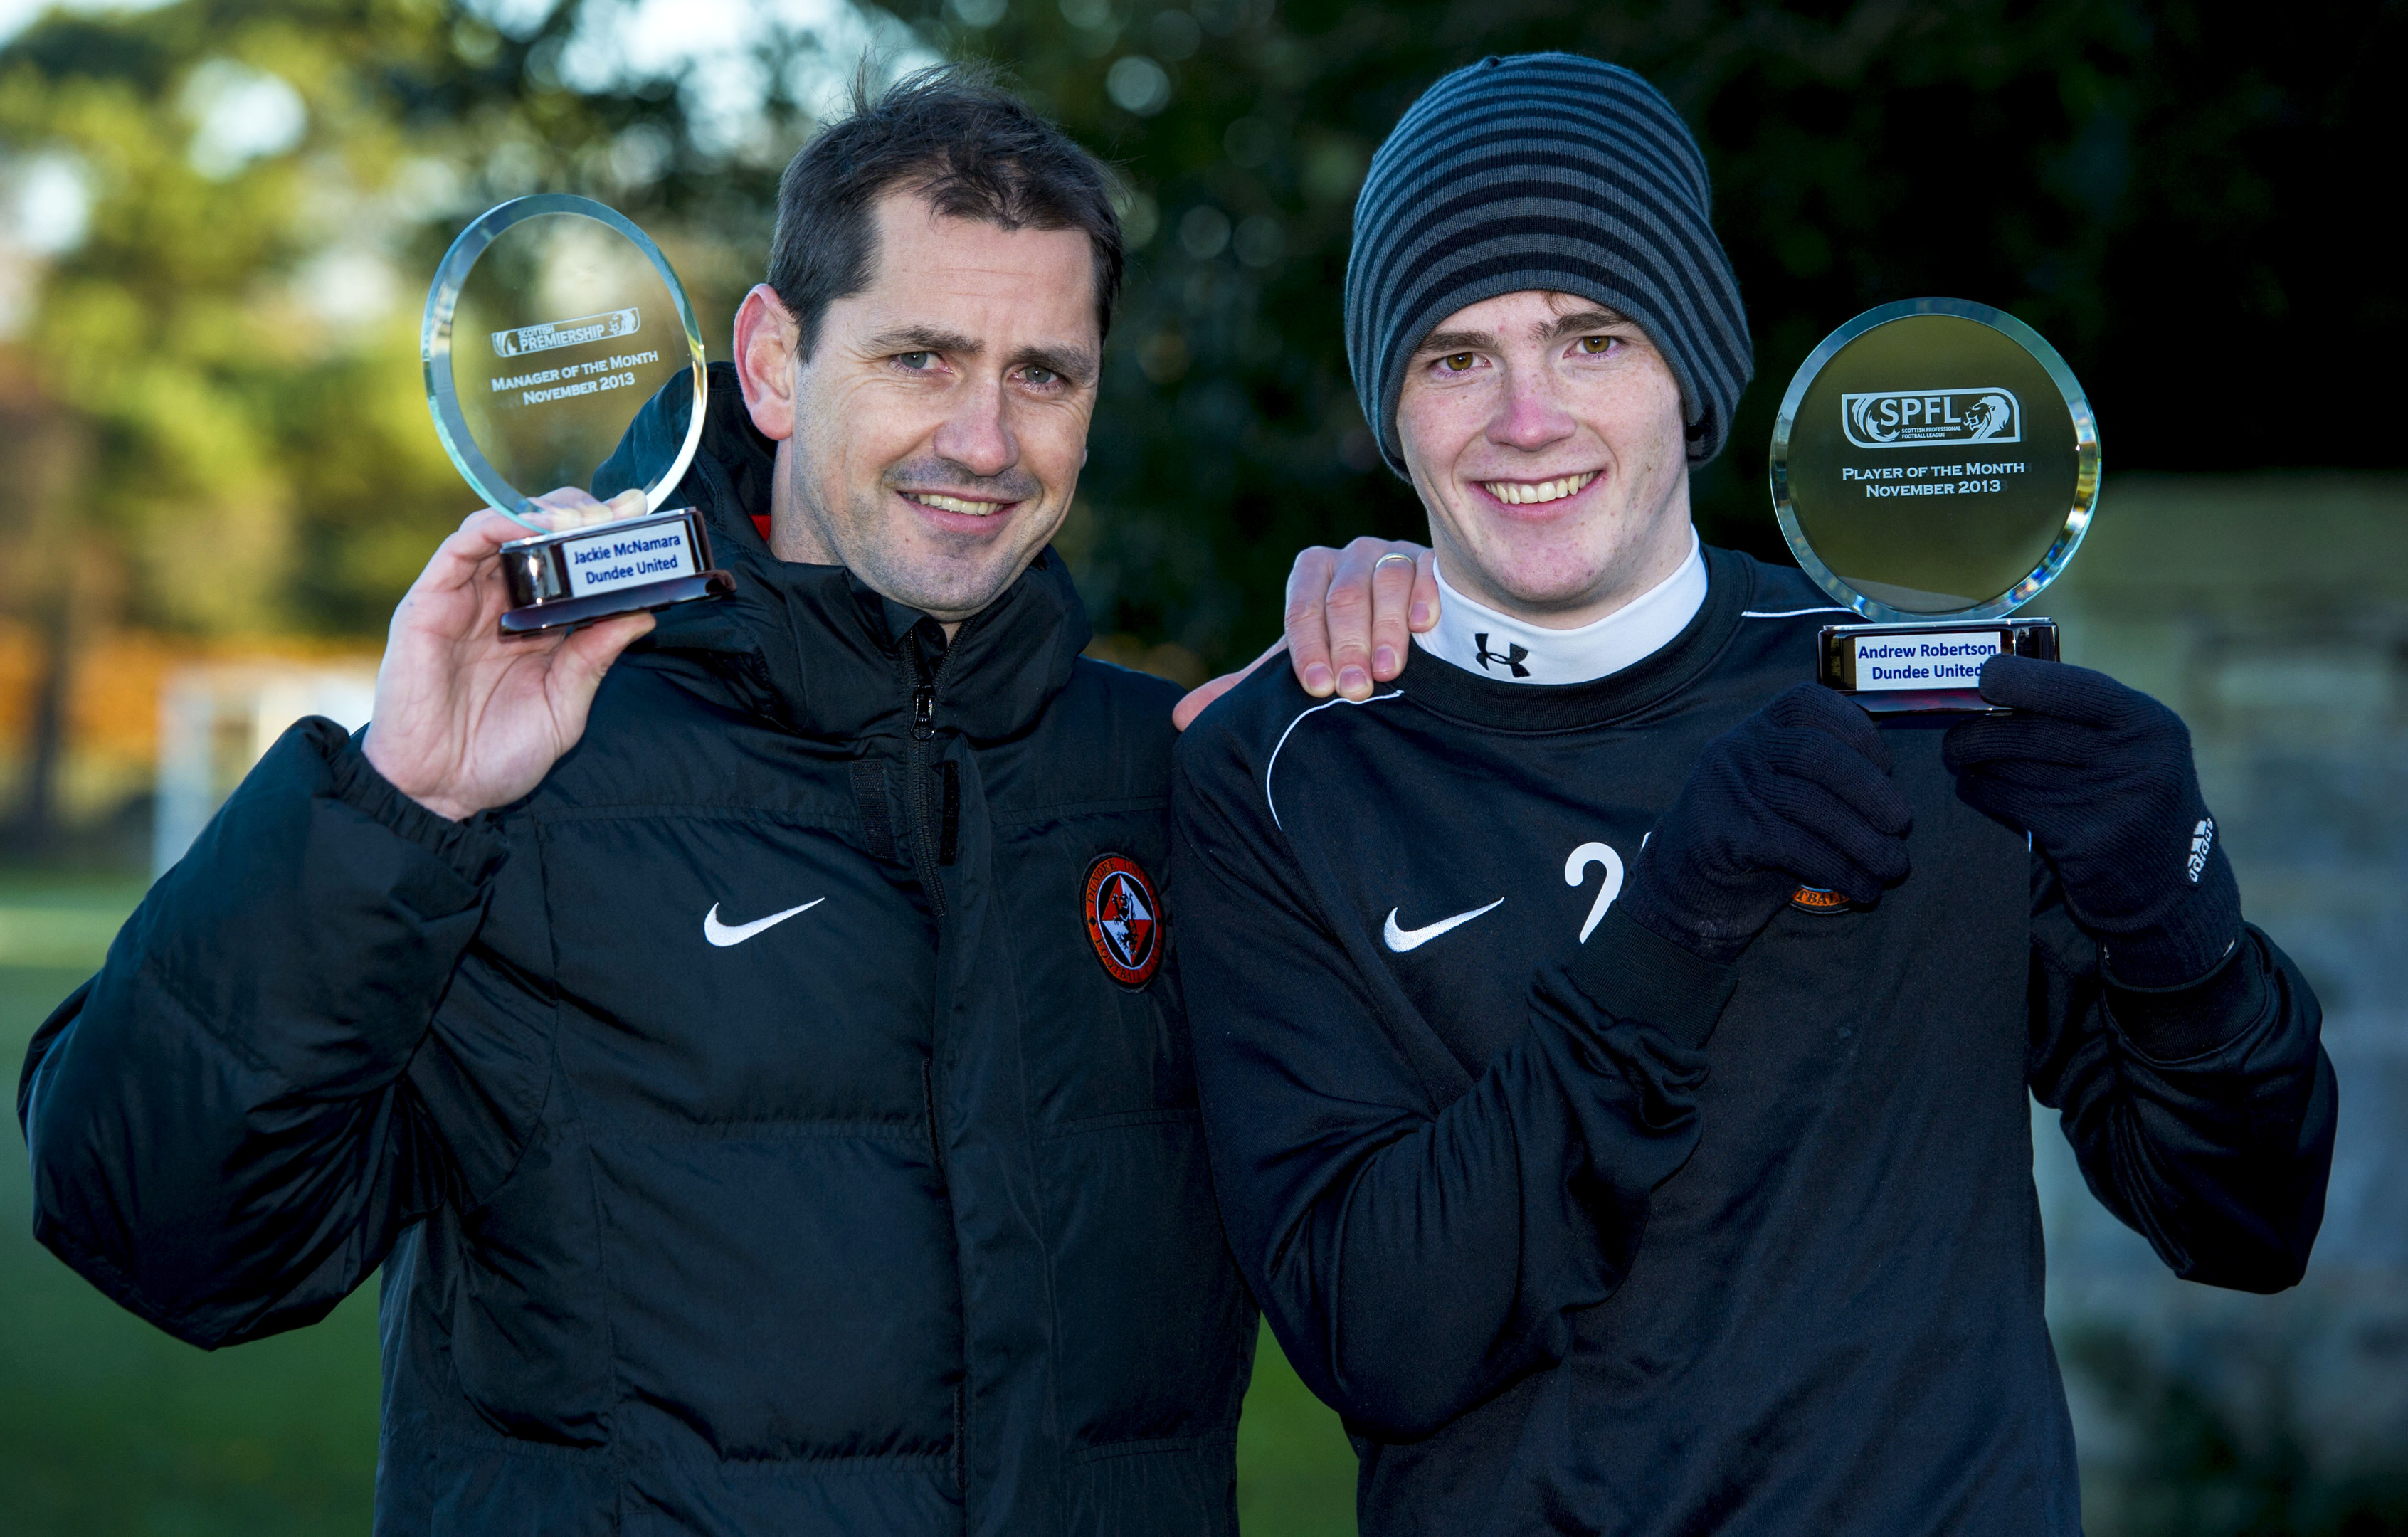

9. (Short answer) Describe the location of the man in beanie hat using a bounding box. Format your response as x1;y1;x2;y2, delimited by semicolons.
1171;52;2334;1536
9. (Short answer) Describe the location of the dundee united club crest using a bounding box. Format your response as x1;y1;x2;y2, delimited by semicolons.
1082;854;1163;988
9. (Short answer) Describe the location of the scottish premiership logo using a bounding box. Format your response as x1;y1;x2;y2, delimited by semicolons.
491;305;643;359
1842;388;2021;448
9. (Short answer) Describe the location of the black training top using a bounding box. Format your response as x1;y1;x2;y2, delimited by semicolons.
1171;545;2335;1537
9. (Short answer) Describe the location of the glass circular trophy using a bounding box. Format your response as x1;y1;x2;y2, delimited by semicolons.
1769;297;2100;712
423;194;734;635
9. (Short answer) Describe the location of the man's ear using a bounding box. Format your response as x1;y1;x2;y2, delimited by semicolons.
734;284;800;442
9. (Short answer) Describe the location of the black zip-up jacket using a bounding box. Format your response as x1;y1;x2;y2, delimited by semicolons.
19;369;1255;1535
1171;546;2335;1536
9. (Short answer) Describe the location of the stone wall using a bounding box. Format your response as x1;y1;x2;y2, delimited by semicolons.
2024;473;2408;1525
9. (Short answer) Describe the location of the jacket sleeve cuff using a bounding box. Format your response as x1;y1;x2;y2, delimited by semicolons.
312;719;512;887
2104;925;2269;1063
1555;904;1741;1051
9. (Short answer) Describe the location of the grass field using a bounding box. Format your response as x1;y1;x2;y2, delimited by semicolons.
0;872;1356;1535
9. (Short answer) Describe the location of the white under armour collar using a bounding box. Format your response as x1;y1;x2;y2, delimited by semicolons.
1414;529;1707;685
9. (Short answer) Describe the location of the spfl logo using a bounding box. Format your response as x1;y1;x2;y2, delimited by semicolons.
1842;388;2021;448
491;306;642;359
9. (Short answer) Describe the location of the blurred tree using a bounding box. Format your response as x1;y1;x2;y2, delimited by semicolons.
0;0;841;845
0;0;455;844
0;354;93;852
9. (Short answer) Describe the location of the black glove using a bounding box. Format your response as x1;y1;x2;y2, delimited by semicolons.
1943;654;2241;988
1621;683;1913;964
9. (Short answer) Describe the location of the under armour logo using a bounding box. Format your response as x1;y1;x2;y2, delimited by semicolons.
1473;633;1531;677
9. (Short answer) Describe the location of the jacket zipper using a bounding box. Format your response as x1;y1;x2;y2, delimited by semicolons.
904;637;951;922
902;632;954;1176
903;632;968;1493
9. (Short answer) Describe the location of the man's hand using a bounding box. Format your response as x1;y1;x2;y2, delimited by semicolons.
1944;654;2240;988
361;490;658;822
1619;684;1913;963
1171;539;1436;730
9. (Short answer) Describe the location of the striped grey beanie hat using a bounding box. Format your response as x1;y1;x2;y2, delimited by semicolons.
1345;53;1753;472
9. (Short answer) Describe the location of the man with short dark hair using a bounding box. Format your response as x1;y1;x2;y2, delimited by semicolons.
16;67;1408;1536
1173;53;2336;1536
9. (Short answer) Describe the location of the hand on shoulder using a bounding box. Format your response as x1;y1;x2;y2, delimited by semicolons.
1172;537;1436;731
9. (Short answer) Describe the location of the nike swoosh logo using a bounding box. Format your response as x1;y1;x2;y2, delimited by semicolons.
1383;897;1504;953
702;899;825;948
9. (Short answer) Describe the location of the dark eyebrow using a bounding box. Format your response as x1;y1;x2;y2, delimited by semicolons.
1545;308;1632;339
863;326;1097;386
862;324;981;356
1415;329;1497;358
1415;307;1637;361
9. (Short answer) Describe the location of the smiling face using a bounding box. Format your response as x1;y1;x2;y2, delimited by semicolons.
1395;290;1695;627
735;190;1101;623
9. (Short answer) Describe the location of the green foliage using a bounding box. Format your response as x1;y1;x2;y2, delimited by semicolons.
6;3;435;633
0;0;796;638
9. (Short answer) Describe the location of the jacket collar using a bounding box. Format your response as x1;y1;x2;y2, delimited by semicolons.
596;363;1092;744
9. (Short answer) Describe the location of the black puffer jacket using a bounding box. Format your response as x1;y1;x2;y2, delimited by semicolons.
18;371;1255;1534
